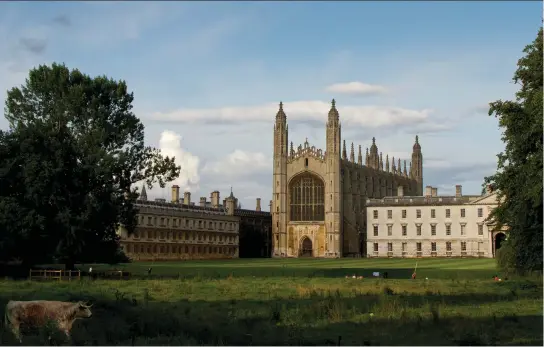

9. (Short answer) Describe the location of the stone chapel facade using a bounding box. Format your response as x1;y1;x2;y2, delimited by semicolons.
271;100;423;258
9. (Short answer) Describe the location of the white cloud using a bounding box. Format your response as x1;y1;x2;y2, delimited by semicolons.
325;81;388;96
158;130;200;193
202;150;270;179
150;100;439;130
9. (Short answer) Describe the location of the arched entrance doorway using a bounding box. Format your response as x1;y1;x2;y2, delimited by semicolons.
300;237;313;257
495;233;506;252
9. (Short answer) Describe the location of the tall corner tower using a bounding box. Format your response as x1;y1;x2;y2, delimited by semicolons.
325;99;342;258
272;102;288;257
410;135;423;195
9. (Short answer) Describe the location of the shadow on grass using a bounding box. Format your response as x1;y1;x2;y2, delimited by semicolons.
81;267;503;281
0;284;541;346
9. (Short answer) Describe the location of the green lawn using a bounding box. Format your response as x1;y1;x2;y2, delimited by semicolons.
72;257;500;280
1;258;542;345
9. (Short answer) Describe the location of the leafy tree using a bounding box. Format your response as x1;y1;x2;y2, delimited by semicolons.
484;28;543;274
0;63;181;269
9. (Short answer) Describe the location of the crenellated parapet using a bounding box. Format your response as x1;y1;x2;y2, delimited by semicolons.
288;137;326;162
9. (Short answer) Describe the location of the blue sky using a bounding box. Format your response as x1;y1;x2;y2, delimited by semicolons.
0;1;541;210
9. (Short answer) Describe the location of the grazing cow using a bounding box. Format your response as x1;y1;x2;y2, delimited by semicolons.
4;300;93;341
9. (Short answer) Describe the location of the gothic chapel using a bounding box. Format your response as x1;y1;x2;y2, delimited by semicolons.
272;100;423;258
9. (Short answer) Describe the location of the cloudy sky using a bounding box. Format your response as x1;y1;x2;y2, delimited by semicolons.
0;1;540;211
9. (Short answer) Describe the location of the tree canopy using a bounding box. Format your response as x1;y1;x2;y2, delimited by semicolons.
485;28;543;274
0;63;181;269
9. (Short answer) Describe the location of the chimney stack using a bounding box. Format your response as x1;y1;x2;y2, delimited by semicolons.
256;198;262;211
200;197;206;207
425;185;432;197
183;191;191;205
455;185;462;197
210;191;220;208
397;185;404;197
431;187;438;197
171;185;180;203
226;195;235;216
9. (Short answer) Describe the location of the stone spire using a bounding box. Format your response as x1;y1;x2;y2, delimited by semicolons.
276;101;286;122
403;160;408;176
358;145;363;165
379;152;383;171
274;101;288;156
409;161;413;178
370;137;379;169
365;148;370;166
411;134;423;195
413;134;421;152
290;141;294;156
370;137;378;154
385;154;390;172
392;156;396;173
398;158;401;172
350;142;355;162
328;98;339;124
139;184;147;201
342;140;347;160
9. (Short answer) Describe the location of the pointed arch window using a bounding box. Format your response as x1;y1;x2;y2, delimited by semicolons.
289;173;325;221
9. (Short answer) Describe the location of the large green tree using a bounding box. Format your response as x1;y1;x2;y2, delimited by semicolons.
0;63;181;269
485;28;543;274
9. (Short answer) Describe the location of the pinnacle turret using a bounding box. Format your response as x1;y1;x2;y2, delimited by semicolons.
410;134;423;194
276;101;286;122
350;142;355;162
358;145;363;165
385;154;390;172
413;134;421;151
370;137;377;152
139;184;147;201
342;140;347;159
328;98;339;123
379;152;383;171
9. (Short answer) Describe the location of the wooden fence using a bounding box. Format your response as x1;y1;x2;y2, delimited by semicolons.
29;269;81;281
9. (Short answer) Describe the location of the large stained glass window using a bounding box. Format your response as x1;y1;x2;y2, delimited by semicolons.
289;173;325;221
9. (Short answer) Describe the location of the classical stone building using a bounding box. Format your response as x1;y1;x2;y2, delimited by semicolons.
118;185;272;260
118;185;240;260
365;185;506;258
272;100;423;258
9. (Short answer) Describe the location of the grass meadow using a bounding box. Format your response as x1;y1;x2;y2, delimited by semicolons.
0;258;542;345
